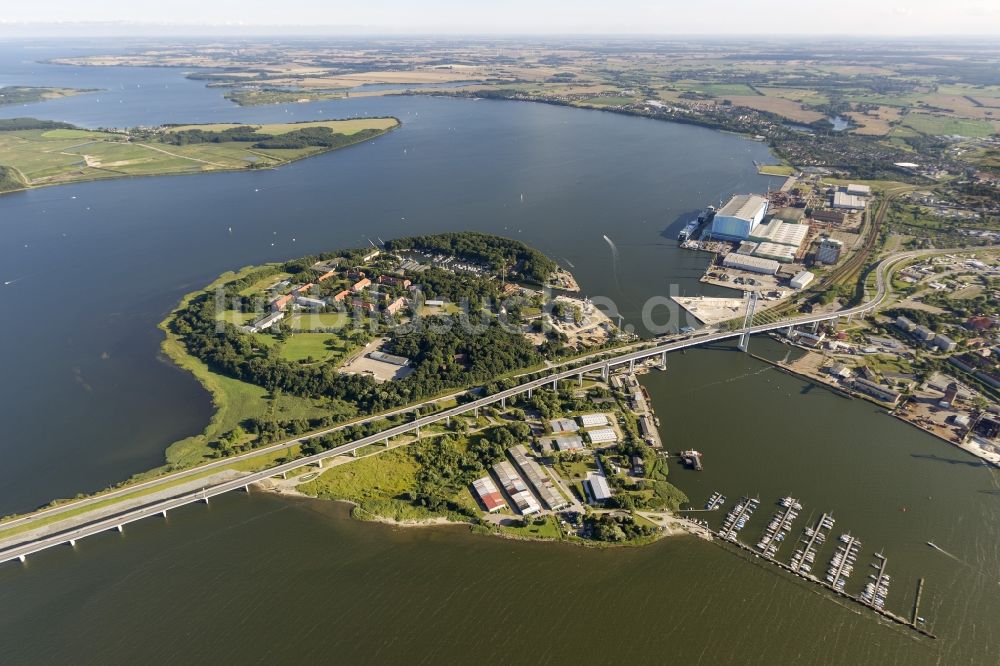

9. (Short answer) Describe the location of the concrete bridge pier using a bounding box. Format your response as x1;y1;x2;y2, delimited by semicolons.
737;332;750;353
811;320;820;333
785;325;793;337
199;496;209;505
68;539;76;547
500;397;506;409
578;372;583;387
527;387;532;399
446;415;450;427
473;406;479;418
661;351;667;370
18;554;25;563
601;362;609;380
629;359;635;373
551;378;558;390
385;437;390;447
116;524;124;533
415;424;421;438
160;510;168;518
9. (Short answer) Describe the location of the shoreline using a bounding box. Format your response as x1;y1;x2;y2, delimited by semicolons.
256;476;709;546
750;348;1000;468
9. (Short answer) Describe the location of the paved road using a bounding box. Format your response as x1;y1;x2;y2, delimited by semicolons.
0;247;981;565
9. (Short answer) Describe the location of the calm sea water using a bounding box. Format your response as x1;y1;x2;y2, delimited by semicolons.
1;41;995;664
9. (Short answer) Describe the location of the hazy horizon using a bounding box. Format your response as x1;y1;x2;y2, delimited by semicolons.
1;0;998;37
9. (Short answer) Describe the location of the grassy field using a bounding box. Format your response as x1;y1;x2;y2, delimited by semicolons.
287;312;351;330
0;86;96;107
900;113;997;138
158;267;345;468
298;447;419;504
0;117;399;193
165;118;398;135
278;333;346;363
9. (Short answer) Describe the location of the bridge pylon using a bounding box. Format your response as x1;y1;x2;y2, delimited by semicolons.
737;291;758;353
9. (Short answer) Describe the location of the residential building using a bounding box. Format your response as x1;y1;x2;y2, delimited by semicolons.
317;269;338;282
895;316;916;332
242;311;284;333
270;294;294;312
351;298;376;313
333;290;351;303
913;325;935;342
385;296;408;316
845;183;872;197
295;296;326;309
378;275;412;289
934;333;957;352
351;278;372;293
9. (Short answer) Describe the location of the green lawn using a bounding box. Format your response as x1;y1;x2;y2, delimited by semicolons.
287;312;350;330
499;515;562;540
278;333;351;363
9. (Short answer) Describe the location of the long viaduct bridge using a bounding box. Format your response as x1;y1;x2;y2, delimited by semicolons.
0;248;964;566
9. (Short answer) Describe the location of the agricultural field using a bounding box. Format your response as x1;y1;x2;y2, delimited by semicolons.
0;117;399;193
900;113;997;138
0;86;97;106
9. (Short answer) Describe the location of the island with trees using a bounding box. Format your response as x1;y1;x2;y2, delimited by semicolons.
0;116;399;194
160;232;684;545
0;85;98;107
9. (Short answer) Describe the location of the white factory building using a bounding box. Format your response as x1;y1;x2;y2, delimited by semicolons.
832;191;866;210
710;194;769;241
577;413;610;428
790;270;815;290
586;428;619;445
722;253;780;275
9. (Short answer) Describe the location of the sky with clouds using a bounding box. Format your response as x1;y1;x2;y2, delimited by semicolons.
1;0;998;35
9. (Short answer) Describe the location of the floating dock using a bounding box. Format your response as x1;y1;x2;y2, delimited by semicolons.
719;495;758;541
709;497;937;640
756;496;800;557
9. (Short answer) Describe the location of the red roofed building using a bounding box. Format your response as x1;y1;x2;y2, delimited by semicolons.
317;270;337;282
386;297;408;315
291;282;314;295
378;275;412;289
967;316;997;331
351;298;376;313
472;477;506;513
333;290;351;303
352;277;372;293
271;294;294;312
